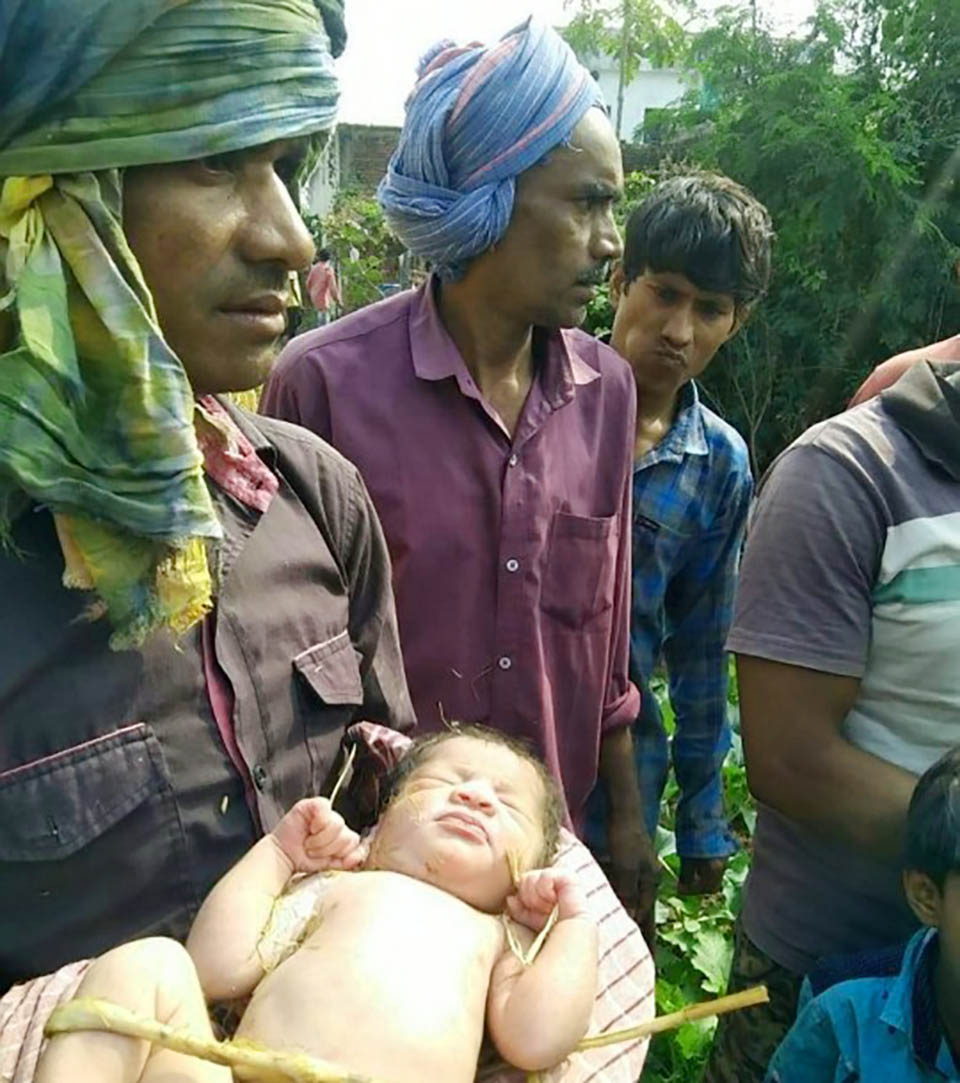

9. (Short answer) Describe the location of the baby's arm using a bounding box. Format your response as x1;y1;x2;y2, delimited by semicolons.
187;797;363;1000
487;868;598;1072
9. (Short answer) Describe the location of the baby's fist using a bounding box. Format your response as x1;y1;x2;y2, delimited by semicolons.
272;797;365;873
505;868;591;931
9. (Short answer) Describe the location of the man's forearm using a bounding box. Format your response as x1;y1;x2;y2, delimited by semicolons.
598;724;659;939
738;656;917;862
598;725;643;813
751;732;917;860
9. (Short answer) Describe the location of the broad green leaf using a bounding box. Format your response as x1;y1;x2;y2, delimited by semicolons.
691;928;733;995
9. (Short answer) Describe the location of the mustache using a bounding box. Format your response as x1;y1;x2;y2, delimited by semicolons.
225;268;293;298
575;264;610;288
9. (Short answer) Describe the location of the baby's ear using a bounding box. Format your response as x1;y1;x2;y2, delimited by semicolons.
903;869;942;927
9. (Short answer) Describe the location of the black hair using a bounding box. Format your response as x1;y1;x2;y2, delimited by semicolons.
905;747;960;888
317;247;332;261
379;724;565;865
621;171;774;311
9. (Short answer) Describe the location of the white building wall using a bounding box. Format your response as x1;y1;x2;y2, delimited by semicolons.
585;56;693;143
304;131;339;217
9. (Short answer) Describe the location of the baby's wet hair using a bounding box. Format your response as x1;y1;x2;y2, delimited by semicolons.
905;746;960;888
380;724;566;865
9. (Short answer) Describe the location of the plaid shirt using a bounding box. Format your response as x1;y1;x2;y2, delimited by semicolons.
631;381;752;859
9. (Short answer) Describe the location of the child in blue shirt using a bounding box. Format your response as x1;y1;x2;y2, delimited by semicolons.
766;747;960;1081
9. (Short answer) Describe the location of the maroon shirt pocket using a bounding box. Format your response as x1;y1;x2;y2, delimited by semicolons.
0;725;196;989
541;511;620;630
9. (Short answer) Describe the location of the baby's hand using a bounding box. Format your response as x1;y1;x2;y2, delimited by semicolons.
271;797;366;873
505;868;591;931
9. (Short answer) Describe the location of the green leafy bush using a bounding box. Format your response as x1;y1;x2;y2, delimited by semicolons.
642;667;752;1081
304;191;406;313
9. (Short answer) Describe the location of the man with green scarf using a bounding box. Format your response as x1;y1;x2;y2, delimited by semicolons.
0;0;414;992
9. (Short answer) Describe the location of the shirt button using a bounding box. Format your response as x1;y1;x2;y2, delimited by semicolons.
505;558;520;573
497;655;512;671
252;764;268;791
508;453;518;467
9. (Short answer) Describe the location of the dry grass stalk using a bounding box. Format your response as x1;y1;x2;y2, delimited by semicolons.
437;700;458;730
524;984;769;1082
575;984;769;1050
501;850;560;967
45;983;768;1082
506;850;522;890
523;904;559;964
328;742;357;808
45;997;385;1083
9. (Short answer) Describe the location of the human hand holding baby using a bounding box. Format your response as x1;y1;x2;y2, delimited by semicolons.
505;868;590;931
271;797;366;874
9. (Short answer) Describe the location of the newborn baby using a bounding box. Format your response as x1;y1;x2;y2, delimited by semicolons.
37;727;599;1083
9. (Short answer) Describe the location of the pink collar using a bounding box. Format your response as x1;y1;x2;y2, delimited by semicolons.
195;396;278;514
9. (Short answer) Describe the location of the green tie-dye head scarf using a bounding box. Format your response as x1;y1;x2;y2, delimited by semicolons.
0;0;343;647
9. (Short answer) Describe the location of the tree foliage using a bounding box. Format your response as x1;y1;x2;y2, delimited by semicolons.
562;0;690;139
567;0;960;471
562;0;690;77
305;190;406;313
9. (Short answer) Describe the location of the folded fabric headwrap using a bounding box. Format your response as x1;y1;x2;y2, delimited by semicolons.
377;17;604;280
0;0;344;172
0;0;340;648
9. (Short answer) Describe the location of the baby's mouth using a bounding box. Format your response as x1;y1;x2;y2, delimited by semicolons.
437;810;489;842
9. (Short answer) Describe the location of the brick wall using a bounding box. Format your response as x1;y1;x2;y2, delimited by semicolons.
337;124;401;194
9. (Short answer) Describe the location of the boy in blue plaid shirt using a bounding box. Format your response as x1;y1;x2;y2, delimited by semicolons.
588;173;773;942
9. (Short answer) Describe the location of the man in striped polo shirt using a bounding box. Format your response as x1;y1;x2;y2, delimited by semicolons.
703;360;960;1081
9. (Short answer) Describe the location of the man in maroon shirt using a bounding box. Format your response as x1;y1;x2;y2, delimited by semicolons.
262;19;652;924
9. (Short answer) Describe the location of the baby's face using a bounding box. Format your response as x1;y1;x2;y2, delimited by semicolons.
367;736;547;912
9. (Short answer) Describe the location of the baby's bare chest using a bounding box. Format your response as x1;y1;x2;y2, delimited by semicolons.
315;870;501;965
240;871;505;1065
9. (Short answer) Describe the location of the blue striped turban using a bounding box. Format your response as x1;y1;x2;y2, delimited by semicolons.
377;17;605;280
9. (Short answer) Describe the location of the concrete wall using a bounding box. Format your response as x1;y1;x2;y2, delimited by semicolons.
304;123;402;215
304;134;339;217
585;55;693;143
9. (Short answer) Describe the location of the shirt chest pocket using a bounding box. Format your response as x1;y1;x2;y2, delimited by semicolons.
540;511;620;630
0;725;196;986
294;631;365;794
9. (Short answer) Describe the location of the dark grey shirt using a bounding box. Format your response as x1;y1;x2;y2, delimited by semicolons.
729;366;960;973
0;406;414;988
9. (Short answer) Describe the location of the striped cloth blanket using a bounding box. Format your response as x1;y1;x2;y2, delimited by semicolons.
0;724;653;1082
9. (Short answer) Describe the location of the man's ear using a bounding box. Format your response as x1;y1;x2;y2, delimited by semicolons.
723;303;751;345
903;869;942;927
609;261;626;308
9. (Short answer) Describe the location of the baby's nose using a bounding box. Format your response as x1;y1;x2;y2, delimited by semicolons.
453;781;495;812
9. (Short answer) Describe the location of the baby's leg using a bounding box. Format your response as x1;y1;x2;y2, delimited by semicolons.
35;937;230;1083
